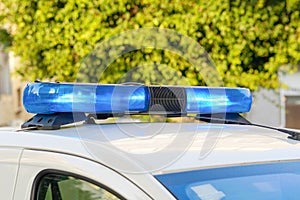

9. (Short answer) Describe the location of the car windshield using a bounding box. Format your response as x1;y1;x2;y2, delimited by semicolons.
155;161;300;200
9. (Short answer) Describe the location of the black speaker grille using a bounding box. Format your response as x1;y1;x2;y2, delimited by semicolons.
149;86;187;112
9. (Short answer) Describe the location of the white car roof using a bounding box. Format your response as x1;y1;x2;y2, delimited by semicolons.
1;122;300;175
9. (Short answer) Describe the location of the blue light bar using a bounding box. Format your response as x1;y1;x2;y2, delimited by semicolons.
23;83;252;114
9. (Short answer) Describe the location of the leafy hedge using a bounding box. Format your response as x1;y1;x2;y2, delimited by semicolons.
1;0;300;90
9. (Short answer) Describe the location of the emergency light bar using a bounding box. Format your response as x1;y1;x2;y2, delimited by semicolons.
23;82;252;115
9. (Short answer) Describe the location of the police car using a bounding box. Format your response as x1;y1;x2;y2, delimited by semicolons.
1;82;300;200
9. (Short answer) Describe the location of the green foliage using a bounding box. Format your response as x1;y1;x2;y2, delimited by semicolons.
0;28;12;49
1;0;300;90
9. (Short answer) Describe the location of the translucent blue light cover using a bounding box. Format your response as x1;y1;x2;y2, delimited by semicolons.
185;87;252;113
23;83;149;114
23;83;252;114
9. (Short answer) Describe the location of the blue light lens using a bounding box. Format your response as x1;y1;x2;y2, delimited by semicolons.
185;87;252;113
23;83;252;114
23;83;149;114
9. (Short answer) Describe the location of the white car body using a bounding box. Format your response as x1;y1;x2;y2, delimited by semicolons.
1;122;300;200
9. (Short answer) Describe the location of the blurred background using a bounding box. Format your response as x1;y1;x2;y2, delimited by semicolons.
0;0;300;128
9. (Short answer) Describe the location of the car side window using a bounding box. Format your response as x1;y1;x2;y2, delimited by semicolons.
35;173;122;200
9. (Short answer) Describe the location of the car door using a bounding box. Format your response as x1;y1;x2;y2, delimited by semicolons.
13;149;152;200
0;148;22;200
